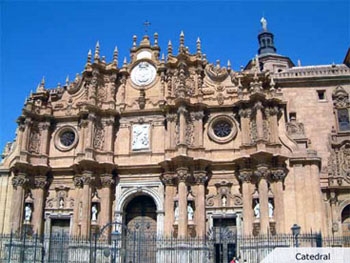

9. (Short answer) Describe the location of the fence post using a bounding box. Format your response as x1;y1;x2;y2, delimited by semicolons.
7;231;13;263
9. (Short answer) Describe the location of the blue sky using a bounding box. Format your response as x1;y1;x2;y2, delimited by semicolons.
0;1;349;155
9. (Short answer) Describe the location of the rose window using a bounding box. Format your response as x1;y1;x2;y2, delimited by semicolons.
213;121;232;138
60;131;76;146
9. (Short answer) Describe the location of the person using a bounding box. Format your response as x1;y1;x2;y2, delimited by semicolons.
230;256;236;263
254;201;260;218
91;204;98;221
24;205;32;222
187;203;194;221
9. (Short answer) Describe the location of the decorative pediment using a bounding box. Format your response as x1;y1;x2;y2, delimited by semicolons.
332;86;349;108
205;63;229;82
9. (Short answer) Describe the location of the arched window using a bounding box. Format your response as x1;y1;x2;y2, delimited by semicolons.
341;204;350;235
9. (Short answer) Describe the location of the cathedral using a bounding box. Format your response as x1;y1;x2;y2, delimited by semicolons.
0;18;350;247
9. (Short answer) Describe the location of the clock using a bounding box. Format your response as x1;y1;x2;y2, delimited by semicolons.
130;61;156;87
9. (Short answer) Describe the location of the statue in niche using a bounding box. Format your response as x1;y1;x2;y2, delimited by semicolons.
268;200;274;218
187;203;194;221
222;195;227;207
91;204;98;221
59;198;64;209
24;204;32;222
254;200;260;218
174;202;179;221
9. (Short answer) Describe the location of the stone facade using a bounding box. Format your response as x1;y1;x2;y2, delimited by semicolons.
1;19;350;240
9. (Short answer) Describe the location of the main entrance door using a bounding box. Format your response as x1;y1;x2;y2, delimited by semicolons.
48;219;70;263
124;195;157;263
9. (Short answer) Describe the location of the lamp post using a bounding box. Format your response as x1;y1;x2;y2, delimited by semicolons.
111;230;120;263
291;224;301;247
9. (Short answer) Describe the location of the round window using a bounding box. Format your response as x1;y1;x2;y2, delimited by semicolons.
208;115;237;143
60;131;76;147
213;121;232;138
55;126;78;151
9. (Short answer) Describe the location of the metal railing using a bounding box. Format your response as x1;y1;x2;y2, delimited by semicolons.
0;232;349;263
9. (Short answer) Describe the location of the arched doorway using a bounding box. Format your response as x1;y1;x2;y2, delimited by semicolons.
125;195;157;233
123;195;157;263
341;204;350;236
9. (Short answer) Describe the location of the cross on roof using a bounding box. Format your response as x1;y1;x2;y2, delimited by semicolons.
144;20;151;35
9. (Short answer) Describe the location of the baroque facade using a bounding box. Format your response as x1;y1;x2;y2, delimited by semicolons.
1;19;350;242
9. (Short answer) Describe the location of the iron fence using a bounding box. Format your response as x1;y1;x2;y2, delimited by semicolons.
0;232;349;263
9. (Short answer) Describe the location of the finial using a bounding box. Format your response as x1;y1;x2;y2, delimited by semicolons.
216;60;220;68
179;31;185;52
143;20;151;35
113;46;118;65
154;32;158;46
41;76;45;86
65;75;69;86
167;40;173;55
297;59;301;67
227;60;231;71
196;37;201;54
94;41;100;61
123;57;127;67
102;56;106;63
87;49;92;64
75;73;80;81
133;35;137;47
260;17;267;31
161;53;165;62
57;82;61;88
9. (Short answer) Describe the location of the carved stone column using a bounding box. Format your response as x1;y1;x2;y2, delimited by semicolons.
177;106;187;146
73;171;94;238
32;177;47;235
166;114;177;150
86;113;95;150
80;171;93;238
268;107;279;144
11;173;28;233
99;175;114;234
162;172;175;237
271;169;286;233
194;171;208;237
255;102;264;140
77;119;88;154
21;118;32;152
239;109;251;145
72;176;83;236
38;122;50;155
239;169;253;235
255;165;270;234
310;162;324;233
194;112;205;148
176;167;189;238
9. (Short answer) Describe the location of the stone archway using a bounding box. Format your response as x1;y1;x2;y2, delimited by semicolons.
125;195;157;233
341;204;350;235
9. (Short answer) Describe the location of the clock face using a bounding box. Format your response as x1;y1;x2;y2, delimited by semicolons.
130;61;156;87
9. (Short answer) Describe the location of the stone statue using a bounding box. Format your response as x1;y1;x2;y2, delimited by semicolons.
268;200;274;218
59;198;64;209
174;202;179;221
260;17;267;31
91;204;98;221
222;195;227;207
254;201;260;218
187;203;194;221
25;204;32;222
